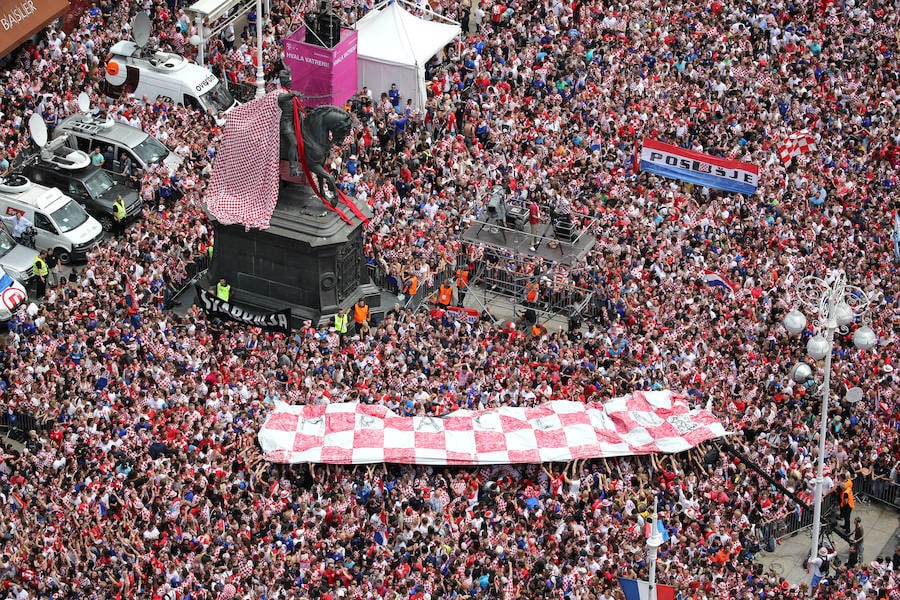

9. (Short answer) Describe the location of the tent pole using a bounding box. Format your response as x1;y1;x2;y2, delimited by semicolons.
197;14;205;66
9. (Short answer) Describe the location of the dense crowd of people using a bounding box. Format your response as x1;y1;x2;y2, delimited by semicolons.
1;0;899;598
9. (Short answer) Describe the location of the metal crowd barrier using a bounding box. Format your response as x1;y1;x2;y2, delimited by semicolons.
166;256;210;307
403;262;461;311
476;257;593;318
0;410;50;447
479;263;530;299
368;260;462;312
852;475;900;510
767;482;854;542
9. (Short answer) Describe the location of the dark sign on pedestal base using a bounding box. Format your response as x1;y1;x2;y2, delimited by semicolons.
195;285;291;332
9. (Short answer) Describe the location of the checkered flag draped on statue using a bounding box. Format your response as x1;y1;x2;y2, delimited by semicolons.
206;92;283;229
778;130;817;164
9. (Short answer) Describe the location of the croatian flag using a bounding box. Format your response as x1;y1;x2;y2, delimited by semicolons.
618;578;677;600
639;138;759;195
125;278;139;313
778;130;817;165
206;92;283;229
701;270;735;295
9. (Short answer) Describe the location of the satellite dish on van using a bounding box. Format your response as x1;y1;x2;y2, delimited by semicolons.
77;92;91;113
0;174;32;193
29;113;48;148
133;11;152;49
30;111;91;170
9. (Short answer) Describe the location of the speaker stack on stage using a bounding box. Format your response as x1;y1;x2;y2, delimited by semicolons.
553;214;575;242
506;204;528;231
463;199;594;266
305;11;342;47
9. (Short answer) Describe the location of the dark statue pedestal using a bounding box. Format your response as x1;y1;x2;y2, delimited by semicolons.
206;182;379;328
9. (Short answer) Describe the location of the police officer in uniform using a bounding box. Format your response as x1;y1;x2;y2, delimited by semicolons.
113;195;127;236
334;308;349;345
216;278;231;302
33;250;49;299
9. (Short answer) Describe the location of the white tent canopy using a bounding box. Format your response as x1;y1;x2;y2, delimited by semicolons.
354;0;460;110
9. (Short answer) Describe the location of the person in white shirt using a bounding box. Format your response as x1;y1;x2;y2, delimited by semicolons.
1;213;32;242
808;546;836;588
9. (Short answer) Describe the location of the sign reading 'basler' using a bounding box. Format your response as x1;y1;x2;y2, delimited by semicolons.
640;138;759;195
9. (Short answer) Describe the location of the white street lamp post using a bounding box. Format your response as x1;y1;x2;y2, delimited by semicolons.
646;496;664;600
255;0;266;99
782;271;875;597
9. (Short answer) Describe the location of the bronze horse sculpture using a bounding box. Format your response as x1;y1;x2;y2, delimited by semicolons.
279;92;353;200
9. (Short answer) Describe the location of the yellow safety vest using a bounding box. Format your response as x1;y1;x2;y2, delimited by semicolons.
113;198;127;221
216;282;231;301
33;257;48;277
334;313;349;333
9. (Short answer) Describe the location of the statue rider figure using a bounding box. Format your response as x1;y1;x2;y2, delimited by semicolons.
276;67;354;200
277;69;304;178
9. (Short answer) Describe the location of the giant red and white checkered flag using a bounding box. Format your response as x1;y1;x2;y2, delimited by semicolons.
778;130;817;165
258;391;730;465
206;92;283;229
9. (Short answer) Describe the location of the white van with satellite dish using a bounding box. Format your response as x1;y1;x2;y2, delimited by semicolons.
102;12;238;114
54;92;183;178
0;177;103;264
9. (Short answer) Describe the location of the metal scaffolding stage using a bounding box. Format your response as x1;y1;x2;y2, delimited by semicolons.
460;214;598;326
461;213;597;267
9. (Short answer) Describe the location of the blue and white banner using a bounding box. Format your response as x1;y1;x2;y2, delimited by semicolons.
701;270;735;295
640;138;759;195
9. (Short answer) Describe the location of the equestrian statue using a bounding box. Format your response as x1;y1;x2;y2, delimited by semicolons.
277;69;353;200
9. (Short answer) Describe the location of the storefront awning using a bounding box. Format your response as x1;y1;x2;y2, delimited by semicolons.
0;0;69;58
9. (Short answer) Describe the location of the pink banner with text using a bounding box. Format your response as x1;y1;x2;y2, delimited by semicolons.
283;26;358;108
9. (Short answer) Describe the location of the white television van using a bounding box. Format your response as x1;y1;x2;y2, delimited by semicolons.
54;113;184;177
104;40;239;114
0;177;104;264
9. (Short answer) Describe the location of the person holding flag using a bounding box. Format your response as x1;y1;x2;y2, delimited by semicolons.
124;275;141;329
